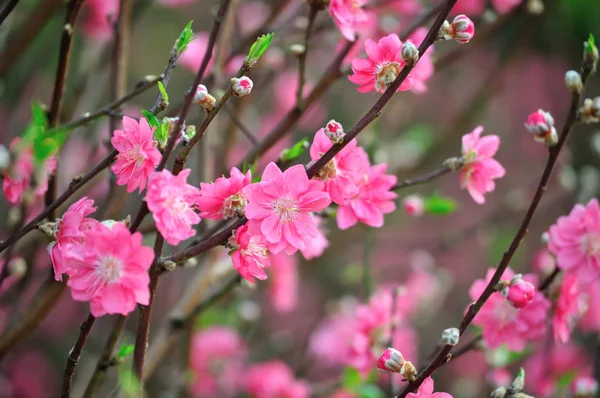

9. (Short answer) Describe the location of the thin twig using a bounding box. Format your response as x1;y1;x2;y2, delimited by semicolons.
295;1;320;107
392;165;452;191
449;336;482;361
0;0;20;25
388;287;400;395
538;267;561;292
61;314;96;398
222;105;258;145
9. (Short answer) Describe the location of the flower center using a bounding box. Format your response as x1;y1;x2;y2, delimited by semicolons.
222;193;248;219
376;62;401;92
583;233;600;256
274;196;298;222
96;255;123;285
123;145;145;167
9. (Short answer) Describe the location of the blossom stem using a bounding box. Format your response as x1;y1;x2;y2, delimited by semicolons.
222;105;259;145
392;165;453;191
396;40;595;398
296;1;321;108
0;0;20;26
538;266;561;292
61;313;96;398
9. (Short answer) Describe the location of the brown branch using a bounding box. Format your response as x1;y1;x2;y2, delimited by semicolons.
222;105;258;145
392;165;453;191
108;0;132;132
0;0;20;25
61;313;96;398
396;45;594;398
296;1;320;107
538;267;560;292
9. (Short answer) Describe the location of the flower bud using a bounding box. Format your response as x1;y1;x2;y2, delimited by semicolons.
524;109;558;146
377;348;404;373
400;360;418;382
511;368;525;392
437;20;453;41
580;97;600;123
571;376;599;398
162;260;177;271
192;84;216;111
500;275;535;309
290;44;306;56
182;125;196;142
324;119;345;144
231;76;253;97
583;35;598;73
491;387;507;398
441;327;460;346
0;144;9;171
401;41;419;66
402;195;424;217
565;70;583;94
451;15;475;44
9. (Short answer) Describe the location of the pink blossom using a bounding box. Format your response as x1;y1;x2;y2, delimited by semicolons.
65;222;153;317
190;326;247;397
309;311;357;367
580;280;600;332
229;223;270;283
244;361;310;398
146;169;202;246
49;197;98;281
406;377;452;398
268;252;298;312
459;126;505;204
243;163;331;255
469;267;550;351
300;215;329;260
329;0;370;41
336;162;397;230
548;198;600;280
81;0;119;40
348;33;415;93
309;128;368;205
553;274;588;343
110;116;161;193
198;167;251;219
406;28;435;94
179;33;214;73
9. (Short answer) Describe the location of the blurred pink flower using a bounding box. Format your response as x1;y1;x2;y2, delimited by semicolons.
146;169;202;246
349;33;414;93
198;167;251;220
580;280;600;332
190;326;247;397
491;0;523;14
243;163;331;255
229;223;270;283
309;311;357;367
402;195;424;217
300;215;329;260
81;0;119;40
110;116;161;193
179;33;214;73
272;70;327;129
309;128;368;205
469;267;550;351
406;377;452;398
49;197;98;281
5;350;57;398
553;274;588;343
451;0;485;16
268;252;298;312
548;198;600;281
237;2;270;35
533;248;555;275
244;361;310;398
329;0;370;41
65;222;153;317
487;368;512;388
157;0;196;7
337;162;397;230
525;343;590;397
570;376;599;397
459;126;505;204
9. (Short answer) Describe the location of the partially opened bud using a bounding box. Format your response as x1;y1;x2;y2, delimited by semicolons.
451;15;475;44
525;109;558;147
402;195;424;217
192;84;216;111
401;41;419;66
377;348;404;373
580;97;600;123
571;376;599;398
441;327;460;346
502;275;536;309
231;76;253;97
400;360;418;382
324;120;345;144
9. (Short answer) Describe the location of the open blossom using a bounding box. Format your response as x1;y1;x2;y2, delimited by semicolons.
548;198;600;280
110;116;161;193
348;33;414;93
459;126;505;204
146;169;202;246
310;128;368;205
469;267;550;351
243;163;331;255
407;377;453;398
198;167;251;219
553;274;588;343
229;223;270;283
65;222;153;317
337;162;397;230
329;0;370;41
244;361;310;398
190;326;247;397
48;197;98;281
300;215;329;260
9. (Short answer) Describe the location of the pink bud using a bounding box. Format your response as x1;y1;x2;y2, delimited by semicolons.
377;348;404;373
324;119;345;144
402;195;424;217
571;376;599;397
451;15;475;44
192;84;216;111
231;76;253;97
503;276;536;308
525;109;558;146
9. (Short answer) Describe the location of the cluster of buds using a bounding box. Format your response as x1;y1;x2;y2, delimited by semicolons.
524;109;558;147
438;15;475;44
401;41;419;66
491;368;534;398
579;97;600;124
441;327;460;346
495;274;535;309
376;348;418;382
402;195;424;218
324;119;345;144
231;76;253;97
571;376;599;398
192;84;216;111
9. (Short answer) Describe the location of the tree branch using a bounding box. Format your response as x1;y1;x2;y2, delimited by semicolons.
61;314;96;398
0;0;20;26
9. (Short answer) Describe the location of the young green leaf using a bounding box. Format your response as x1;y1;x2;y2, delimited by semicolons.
245;33;274;65
341;367;362;390
176;21;194;55
279;137;309;162
423;193;458;215
157;81;169;102
117;343;135;360
356;384;385;398
33;137;58;163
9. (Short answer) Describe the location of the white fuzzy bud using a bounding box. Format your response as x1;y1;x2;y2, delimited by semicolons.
565;70;583;94
441;327;460;346
401;41;419;66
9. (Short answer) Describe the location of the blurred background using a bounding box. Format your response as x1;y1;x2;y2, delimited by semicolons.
1;0;600;397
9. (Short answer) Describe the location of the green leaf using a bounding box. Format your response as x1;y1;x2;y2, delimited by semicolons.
246;33;274;65
157;81;169;102
31;101;48;130
341;367;362;390
423;193;458;215
142;109;159;129
117;343;135;360
118;368;141;398
356;384;385;398
142;110;166;147
176;21;194;55
279;137;309;162
557;370;577;389
33;137;58;162
588;33;596;50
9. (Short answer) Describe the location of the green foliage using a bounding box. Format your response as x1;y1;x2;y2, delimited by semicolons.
142;110;167;148
196;304;239;329
176;21;194;55
116;342;135;360
118;368;141;398
279;137;309;162
356;385;385;398
22;102;68;165
157;81;169;103
246;33;274;65
341;367;385;398
342;367;362;390
423;193;458;215
586;33;596;52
